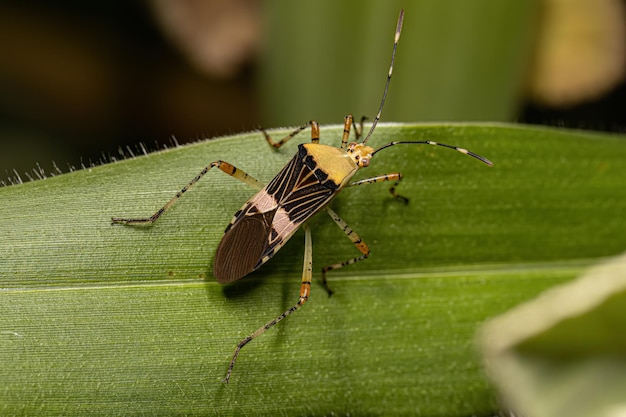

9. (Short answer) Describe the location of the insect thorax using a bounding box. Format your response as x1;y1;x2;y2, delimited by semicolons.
301;143;361;188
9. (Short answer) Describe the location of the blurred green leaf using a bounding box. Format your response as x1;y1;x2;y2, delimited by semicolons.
0;123;625;415
261;0;538;125
480;253;626;417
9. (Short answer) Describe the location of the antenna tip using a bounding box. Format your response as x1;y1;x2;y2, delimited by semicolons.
396;10;405;41
469;151;494;166
431;142;494;166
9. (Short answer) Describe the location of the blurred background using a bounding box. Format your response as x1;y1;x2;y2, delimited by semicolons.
1;0;625;184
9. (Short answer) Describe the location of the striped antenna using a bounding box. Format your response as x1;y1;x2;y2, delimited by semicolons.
362;9;404;145
373;140;494;166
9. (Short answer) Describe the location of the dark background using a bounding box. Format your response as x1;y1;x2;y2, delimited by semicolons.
1;1;624;184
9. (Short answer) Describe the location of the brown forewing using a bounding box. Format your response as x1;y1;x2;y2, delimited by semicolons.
213;145;340;283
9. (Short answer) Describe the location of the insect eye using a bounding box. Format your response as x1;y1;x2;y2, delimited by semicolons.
361;158;369;166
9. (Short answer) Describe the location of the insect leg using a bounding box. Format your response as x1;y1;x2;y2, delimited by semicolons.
354;116;367;141
321;207;370;296
340;115;367;149
348;173;408;203
223;224;313;383
261;120;320;148
340;115;353;150
111;161;264;225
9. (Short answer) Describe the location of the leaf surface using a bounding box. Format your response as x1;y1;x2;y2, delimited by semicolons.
1;123;625;416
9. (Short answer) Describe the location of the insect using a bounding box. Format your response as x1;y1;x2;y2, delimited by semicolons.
112;9;492;383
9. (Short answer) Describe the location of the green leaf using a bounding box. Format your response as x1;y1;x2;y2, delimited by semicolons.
480;252;626;417
1;123;625;415
261;0;538;125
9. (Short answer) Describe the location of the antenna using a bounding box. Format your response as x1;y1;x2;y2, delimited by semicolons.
362;9;404;145
373;140;494;166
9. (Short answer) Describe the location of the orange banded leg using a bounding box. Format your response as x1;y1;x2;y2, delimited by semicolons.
348;172;408;203
340;115;353;150
261;120;320;148
111;161;264;225
322;206;370;296
223;224;313;383
340;115;368;150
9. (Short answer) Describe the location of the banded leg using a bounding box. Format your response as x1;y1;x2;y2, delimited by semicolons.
321;206;370;296
111;161;264;225
340;115;353;150
223;224;313;383
261;120;320;148
354;116;367;141
339;115;367;150
348;172;408;203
